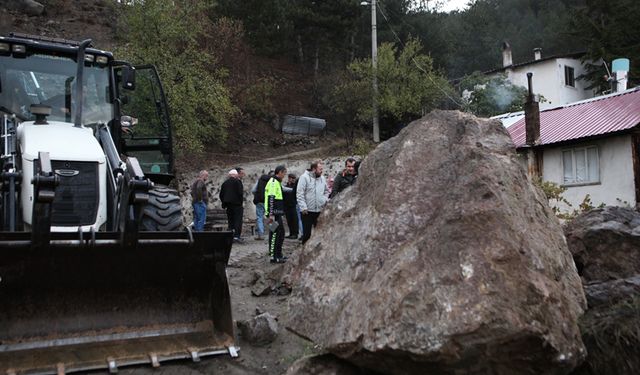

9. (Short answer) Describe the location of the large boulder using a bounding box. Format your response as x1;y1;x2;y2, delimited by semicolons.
564;206;640;282
564;207;640;375
287;110;586;374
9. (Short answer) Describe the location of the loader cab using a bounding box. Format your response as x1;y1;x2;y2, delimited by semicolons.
0;34;175;187
115;65;174;186
0;40;113;125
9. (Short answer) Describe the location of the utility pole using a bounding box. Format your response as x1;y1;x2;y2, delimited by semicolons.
371;0;380;143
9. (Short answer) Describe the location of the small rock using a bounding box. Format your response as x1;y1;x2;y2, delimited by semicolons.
237;313;279;345
251;278;272;297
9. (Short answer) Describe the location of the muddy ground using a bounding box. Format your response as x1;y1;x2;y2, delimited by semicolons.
112;236;319;375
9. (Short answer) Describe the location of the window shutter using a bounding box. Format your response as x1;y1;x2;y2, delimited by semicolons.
563;150;573;183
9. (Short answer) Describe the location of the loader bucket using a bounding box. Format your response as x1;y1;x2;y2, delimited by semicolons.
0;230;236;375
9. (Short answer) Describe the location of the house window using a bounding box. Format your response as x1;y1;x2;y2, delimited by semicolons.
562;146;599;185
564;65;575;87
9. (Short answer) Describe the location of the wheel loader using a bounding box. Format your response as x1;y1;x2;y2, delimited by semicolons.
0;33;236;374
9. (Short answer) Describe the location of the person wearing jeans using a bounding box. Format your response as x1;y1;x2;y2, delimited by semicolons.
251;171;272;240
255;202;265;238
191;170;209;231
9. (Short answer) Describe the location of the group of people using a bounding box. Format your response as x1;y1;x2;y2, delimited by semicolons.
190;158;360;263
191;166;246;243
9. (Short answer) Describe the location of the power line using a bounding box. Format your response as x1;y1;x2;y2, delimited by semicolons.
377;0;463;107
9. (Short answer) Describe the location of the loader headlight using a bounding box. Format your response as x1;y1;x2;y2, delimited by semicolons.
84;54;95;63
0;43;10;53
96;55;108;65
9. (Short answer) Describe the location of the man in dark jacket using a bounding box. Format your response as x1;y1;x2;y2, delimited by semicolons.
283;173;299;239
219;169;244;242
329;157;358;198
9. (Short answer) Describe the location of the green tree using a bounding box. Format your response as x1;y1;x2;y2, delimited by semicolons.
569;0;640;90
326;38;454;138
213;0;295;56
115;0;236;154
406;0;585;78
458;72;528;117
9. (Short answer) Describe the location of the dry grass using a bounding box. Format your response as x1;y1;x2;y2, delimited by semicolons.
573;296;640;374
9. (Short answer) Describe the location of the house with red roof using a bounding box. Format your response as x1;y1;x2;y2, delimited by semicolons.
507;87;640;212
487;43;597;109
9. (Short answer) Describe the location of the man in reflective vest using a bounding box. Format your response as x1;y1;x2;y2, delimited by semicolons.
265;165;287;263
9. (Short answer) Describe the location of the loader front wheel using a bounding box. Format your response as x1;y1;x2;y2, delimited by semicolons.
141;186;183;231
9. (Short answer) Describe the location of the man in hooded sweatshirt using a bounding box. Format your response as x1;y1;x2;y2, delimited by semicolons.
296;160;329;244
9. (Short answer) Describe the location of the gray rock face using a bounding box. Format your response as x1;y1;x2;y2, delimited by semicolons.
236;313;279;346
583;275;640;308
287;111;586;374
5;0;45;16
564;206;640;282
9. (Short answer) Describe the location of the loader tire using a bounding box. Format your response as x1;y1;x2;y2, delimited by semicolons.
141;186;183;231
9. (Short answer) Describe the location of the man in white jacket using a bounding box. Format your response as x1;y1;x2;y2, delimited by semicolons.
296;160;329;244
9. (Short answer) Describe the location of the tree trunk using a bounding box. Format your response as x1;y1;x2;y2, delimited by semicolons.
349;32;355;62
314;45;320;84
297;35;304;67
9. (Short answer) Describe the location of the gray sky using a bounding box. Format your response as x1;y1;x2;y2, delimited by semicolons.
440;0;469;12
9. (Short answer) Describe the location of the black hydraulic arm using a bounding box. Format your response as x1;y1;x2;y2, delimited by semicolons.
120;157;152;248
1;113;20;231
97;124;124;177
31;152;58;248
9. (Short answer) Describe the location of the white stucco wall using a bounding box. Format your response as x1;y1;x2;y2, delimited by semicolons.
554;58;594;106
541;134;636;212
491;58;595;110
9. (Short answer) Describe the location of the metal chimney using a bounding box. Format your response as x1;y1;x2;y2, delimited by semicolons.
524;73;540;146
533;48;542;61
523;72;541;179
502;42;513;67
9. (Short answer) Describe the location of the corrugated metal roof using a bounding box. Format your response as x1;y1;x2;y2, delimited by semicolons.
508;87;640;148
491;110;524;128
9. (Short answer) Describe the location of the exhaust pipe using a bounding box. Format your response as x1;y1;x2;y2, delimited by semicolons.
74;39;92;128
